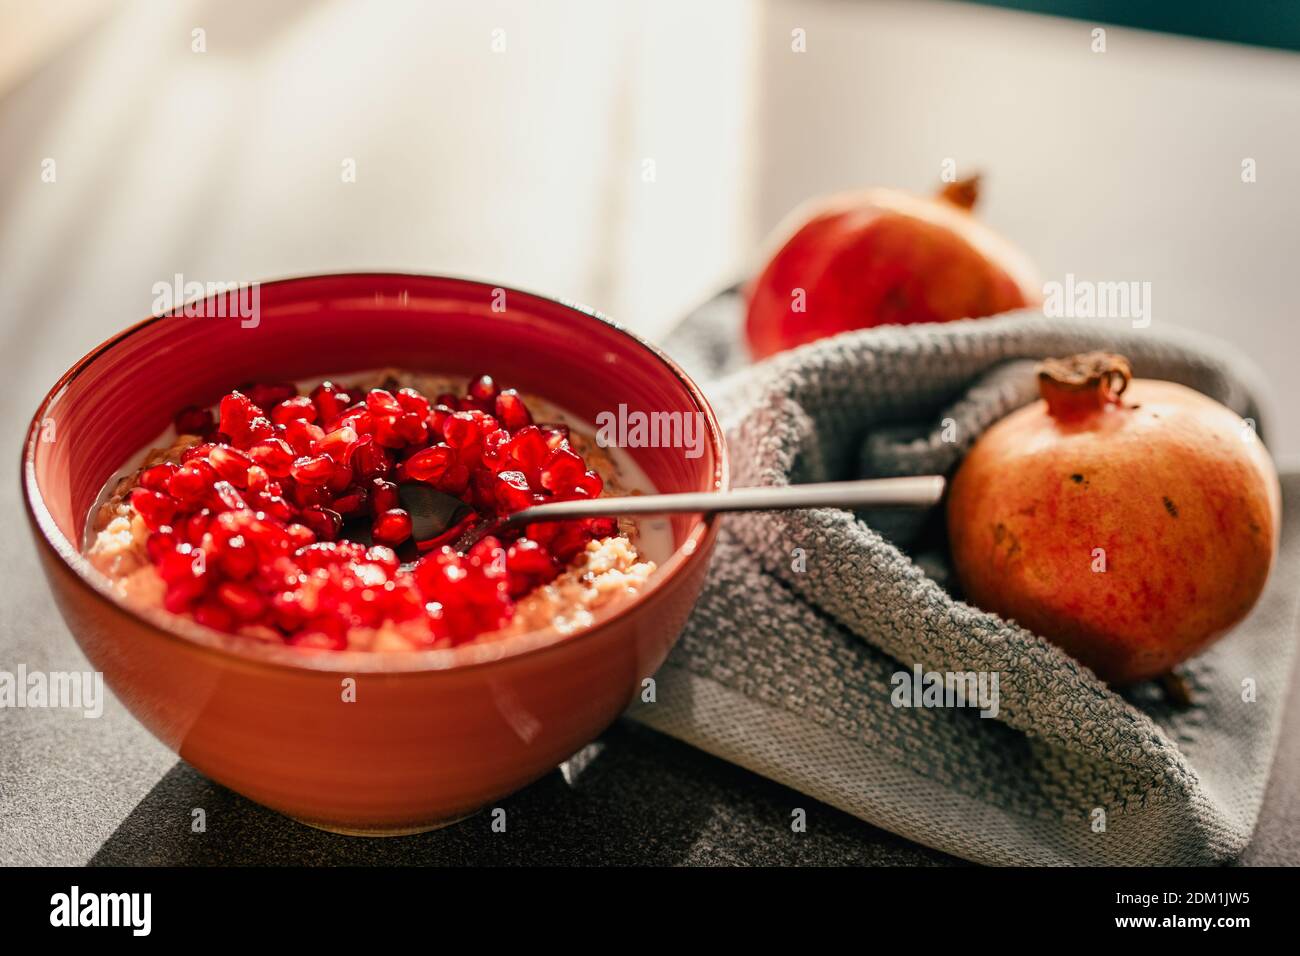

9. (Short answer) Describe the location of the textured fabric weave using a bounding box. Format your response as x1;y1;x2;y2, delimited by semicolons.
627;293;1299;866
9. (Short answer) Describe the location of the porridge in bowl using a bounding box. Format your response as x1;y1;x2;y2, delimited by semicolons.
85;371;667;652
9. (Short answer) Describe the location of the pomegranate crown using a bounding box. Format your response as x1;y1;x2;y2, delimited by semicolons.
1036;351;1131;418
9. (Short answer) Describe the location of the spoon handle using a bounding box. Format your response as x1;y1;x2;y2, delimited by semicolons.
503;475;946;526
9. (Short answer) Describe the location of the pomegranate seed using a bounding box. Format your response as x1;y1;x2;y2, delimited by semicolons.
539;447;586;496
370;478;400;515
330;485;369;516
181;442;218;463
427;404;455;439
575;470;604;498
291;454;335;485
315;425;359;463
210;480;249;512
301;506;343;541
167;459;217;502
507;426;550;472
586;516;618;538
146;528;178;563
208;445;253;486
244;464;271;494
283;419;325;456
406;444;456;483
140;462;178;491
396;387;430;416
218;392;263;446
467;374;499;407
247;438;295;478
174;406;215;436
350;436;392;479
216;581;266;620
373;508;413;546
131;487;178;529
217;534;258;579
194;600;236;632
244;382;297;411
494;470;535;513
494;389;532;431
367;389;401;414
442;412;474;447
271;396;317;426
310;381;350;424
286;523;316;549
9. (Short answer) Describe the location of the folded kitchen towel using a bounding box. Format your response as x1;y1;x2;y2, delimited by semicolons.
627;291;1300;866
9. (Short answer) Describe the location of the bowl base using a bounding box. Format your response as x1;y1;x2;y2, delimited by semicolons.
290;809;480;838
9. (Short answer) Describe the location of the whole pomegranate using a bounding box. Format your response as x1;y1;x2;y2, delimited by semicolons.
947;352;1281;684
745;176;1041;359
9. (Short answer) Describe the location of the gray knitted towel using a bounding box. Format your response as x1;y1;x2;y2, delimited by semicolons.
626;291;1300;866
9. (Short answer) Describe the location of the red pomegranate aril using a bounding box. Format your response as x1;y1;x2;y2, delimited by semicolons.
350;436;392;479
406;444;456;483
395;411;428;444
244;464;271;495
286;523;316;549
443;411;481;449
301;505;343;542
367;388;402;414
586;516;618;538
434;462;470;496
210;480;249;512
494;470;535;513
174;405;215;436
216;581;266;620
183;510;213;546
247;437;295;478
181;442;218;463
373;508;413;546
140;462;178;491
494;389;532;431
427;404;454;440
310;381;349;424
481;429;511;471
575;470;604;498
283;419;326;456
130;487;178;529
217;536;258;580
315;425;359;462
146;528;178;563
541;424;570;450
244;382;297;412
507;538;555;576
271;395;317;426
539;447;586;495
167;459;217;502
370;478;401;515
396;387;430;417
291;454;335;485
157;545;197;584
193;599;236;632
330;484;369;516
467;374;499;406
219;391;260;443
208;445;253;486
507;426;550;472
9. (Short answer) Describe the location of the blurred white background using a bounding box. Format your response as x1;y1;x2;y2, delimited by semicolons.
2;0;1298;453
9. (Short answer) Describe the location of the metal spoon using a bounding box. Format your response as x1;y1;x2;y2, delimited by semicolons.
453;475;946;551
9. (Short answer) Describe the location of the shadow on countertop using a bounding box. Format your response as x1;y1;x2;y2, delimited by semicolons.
88;722;962;866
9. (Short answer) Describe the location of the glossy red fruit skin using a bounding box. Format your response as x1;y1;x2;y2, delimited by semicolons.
745;180;1041;360
948;353;1283;684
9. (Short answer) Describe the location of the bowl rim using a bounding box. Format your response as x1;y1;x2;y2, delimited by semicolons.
21;271;730;675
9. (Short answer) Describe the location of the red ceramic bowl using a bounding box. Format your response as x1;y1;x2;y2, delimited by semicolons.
22;273;727;834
